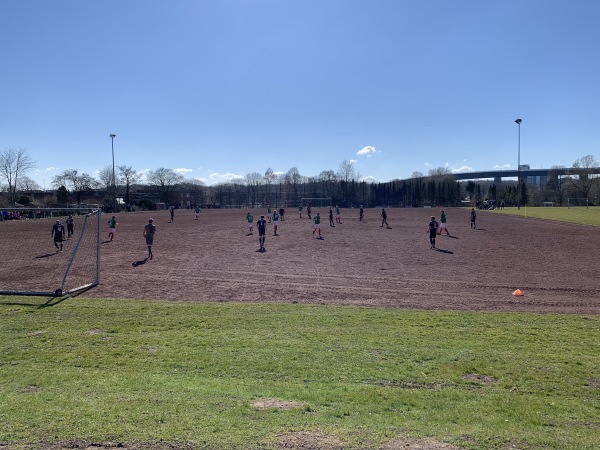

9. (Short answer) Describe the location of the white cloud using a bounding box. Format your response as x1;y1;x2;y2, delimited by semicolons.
493;164;512;170
205;172;245;185
361;175;376;183
451;166;474;174
425;162;432;167
174;168;193;174
356;145;380;157
350;159;358;164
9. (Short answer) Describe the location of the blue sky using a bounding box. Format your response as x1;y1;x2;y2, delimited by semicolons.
1;0;599;188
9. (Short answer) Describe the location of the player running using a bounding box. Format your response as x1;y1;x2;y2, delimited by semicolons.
470;208;477;229
335;205;341;224
438;210;450;236
381;208;390;228
108;215;117;241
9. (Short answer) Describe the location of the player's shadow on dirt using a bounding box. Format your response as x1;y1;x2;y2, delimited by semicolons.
101;240;112;244
435;248;454;254
132;258;149;267
35;252;58;259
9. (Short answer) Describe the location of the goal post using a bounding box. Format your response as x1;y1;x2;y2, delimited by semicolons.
567;198;589;209
0;207;101;297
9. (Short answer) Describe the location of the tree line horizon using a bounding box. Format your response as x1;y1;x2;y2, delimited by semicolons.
1;147;599;209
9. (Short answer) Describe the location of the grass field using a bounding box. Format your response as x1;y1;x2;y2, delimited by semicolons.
485;205;600;226
1;298;599;449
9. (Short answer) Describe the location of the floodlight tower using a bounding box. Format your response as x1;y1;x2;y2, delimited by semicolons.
110;134;117;213
515;119;522;210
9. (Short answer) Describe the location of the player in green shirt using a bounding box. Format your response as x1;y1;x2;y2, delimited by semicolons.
195;206;201;220
312;212;322;238
108;216;117;241
246;212;254;234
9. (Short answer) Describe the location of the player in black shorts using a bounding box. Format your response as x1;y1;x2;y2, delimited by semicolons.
257;215;267;251
427;216;438;249
66;214;74;238
52;219;65;253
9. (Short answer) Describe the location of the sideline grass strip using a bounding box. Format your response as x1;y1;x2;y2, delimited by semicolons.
482;206;600;226
1;298;598;449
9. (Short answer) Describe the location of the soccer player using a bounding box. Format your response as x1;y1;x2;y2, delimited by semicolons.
427;216;438;249
279;207;285;221
143;218;156;260
272;209;279;235
329;208;335;227
52;219;65;252
298;205;303;218
359;205;364;222
169;206;175;223
313;212;322;238
257;215;267;251
246;211;254;234
108;215;117;241
470;208;477;229
195;206;201;220
381;208;390;228
438;210;450;236
335;205;341;224
307;204;312;219
66;214;74;238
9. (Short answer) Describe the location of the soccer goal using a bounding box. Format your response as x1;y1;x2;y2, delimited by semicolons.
0;208;100;297
301;197;332;208
567;198;589;209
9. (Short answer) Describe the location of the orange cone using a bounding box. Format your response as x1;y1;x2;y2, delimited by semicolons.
512;289;524;297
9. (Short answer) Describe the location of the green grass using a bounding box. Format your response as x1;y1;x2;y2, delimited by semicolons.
1;298;598;449
483;205;600;226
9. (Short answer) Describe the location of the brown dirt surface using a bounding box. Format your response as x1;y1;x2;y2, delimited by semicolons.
85;207;600;313
4;207;599;314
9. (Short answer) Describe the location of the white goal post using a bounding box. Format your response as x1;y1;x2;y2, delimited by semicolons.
567;198;589;209
0;208;100;297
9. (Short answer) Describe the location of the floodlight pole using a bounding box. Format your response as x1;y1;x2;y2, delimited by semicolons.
515;119;522;210
110;134;117;213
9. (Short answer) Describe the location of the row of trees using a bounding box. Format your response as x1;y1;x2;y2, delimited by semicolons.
1;146;599;209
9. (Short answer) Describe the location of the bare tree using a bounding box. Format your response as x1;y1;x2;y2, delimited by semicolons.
98;166;114;193
428;166;453;177
246;172;262;207
118;165;141;206
411;171;424;178
264;168;277;206
570;155;599;200
0;147;36;203
147;167;184;204
180;179;206;207
52;169;99;205
17;176;41;191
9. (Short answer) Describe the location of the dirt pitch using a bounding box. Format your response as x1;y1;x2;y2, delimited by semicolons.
65;207;599;314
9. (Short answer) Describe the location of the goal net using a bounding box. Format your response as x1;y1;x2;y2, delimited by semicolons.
0;208;100;296
301;198;332;208
567;198;589;209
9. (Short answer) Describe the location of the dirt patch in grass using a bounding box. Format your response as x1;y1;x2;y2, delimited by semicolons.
253;398;305;409
381;437;463;449
462;373;498;385
276;431;344;449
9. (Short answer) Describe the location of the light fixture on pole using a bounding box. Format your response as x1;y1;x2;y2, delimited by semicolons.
514;119;522;210
110;134;117;213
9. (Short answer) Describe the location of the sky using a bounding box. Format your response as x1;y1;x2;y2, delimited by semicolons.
1;0;599;189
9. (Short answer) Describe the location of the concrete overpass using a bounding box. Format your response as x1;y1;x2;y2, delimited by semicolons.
449;167;600;182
